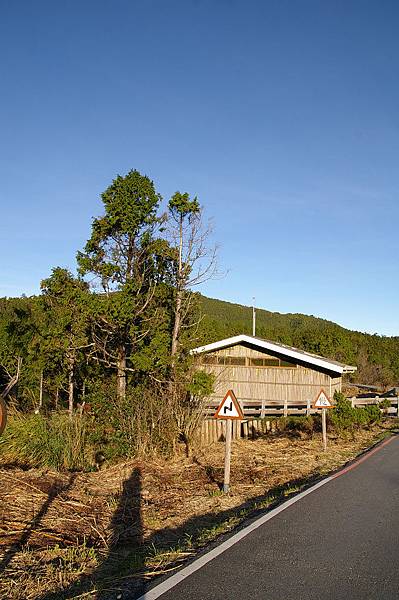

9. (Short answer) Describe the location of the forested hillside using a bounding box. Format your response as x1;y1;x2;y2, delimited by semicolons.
197;295;399;386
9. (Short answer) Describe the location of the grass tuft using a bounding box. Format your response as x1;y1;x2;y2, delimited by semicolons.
0;412;91;471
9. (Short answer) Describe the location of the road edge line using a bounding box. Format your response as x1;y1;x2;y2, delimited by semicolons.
137;433;396;600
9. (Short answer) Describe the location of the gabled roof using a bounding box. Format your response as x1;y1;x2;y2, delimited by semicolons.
190;334;357;375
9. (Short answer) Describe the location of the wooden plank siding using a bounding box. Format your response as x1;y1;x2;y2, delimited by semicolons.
198;342;341;416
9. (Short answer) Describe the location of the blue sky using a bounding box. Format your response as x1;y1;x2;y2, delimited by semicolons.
1;1;398;335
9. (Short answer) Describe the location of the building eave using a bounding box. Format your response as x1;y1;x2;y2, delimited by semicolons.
190;334;355;375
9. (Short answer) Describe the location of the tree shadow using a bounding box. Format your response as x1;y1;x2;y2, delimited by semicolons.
37;466;144;600
0;473;77;575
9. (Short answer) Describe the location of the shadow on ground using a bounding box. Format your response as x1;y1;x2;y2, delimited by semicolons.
0;473;77;576
35;467;318;600
34;466;143;600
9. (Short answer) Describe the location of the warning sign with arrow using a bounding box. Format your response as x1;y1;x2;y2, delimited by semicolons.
214;390;244;420
313;389;333;408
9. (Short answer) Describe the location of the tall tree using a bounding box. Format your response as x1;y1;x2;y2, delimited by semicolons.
168;192;217;359
40;267;91;415
0;297;41;409
77;169;165;400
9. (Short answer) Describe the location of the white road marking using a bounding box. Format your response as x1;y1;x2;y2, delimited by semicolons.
136;435;395;600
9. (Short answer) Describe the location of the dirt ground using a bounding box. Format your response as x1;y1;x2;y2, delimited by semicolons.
0;424;394;600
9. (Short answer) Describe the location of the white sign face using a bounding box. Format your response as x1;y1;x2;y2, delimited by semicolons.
219;397;240;417
314;389;332;408
214;390;244;420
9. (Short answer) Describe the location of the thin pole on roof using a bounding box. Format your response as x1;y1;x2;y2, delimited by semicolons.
252;297;256;337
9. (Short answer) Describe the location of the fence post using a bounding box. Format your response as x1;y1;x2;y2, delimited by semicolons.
284;398;288;417
306;399;311;415
261;398;265;419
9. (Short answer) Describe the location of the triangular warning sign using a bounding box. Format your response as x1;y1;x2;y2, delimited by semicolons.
313;389;333;408
214;390;244;420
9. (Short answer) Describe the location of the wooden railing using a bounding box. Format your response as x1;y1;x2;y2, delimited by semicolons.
204;398;315;418
349;396;399;416
198;396;399;446
203;396;399;418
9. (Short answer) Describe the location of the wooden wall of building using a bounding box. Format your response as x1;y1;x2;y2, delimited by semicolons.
199;343;341;410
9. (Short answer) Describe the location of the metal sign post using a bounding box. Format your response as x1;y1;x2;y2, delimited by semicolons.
214;390;244;493
223;419;232;492
322;408;327;452
313;389;333;452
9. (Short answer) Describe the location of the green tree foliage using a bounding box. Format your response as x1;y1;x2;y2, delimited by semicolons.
0;296;44;409
76;169;171;400
40;268;92;414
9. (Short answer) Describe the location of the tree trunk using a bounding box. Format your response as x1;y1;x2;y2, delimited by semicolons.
67;355;74;417
171;290;182;357
117;346;127;401
1;356;22;400
171;215;184;358
38;371;43;410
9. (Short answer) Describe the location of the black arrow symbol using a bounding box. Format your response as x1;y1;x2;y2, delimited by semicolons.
224;401;233;414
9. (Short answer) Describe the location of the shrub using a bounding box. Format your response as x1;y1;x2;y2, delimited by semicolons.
329;393;356;432
379;398;391;411
363;403;382;424
0;412;90;470
86;384;180;461
329;391;382;433
277;415;314;436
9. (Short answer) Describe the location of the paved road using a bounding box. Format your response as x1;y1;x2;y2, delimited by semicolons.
144;436;399;600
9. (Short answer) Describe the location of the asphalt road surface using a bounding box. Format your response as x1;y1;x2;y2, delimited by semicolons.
143;435;399;600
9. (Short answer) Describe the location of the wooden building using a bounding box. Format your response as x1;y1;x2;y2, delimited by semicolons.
191;335;356;417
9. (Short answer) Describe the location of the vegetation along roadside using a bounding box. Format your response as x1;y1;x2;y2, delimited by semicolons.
1;412;396;600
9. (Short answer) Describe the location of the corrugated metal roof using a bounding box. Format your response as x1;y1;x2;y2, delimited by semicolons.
190;334;357;375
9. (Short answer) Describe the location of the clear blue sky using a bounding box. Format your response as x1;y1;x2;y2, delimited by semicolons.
1;1;398;335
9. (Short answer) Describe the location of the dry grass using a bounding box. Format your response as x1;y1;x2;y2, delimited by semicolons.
0;423;395;599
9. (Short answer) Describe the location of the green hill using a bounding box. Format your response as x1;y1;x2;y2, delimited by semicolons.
197;295;399;386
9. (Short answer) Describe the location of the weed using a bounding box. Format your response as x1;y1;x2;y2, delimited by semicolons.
207;488;223;497
0;412;91;470
46;541;98;573
105;494;120;511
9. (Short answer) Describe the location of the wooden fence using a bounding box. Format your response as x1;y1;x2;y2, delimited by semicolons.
203;398;315;418
349;396;399;416
199;418;277;445
198;396;399;446
203;396;399;419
